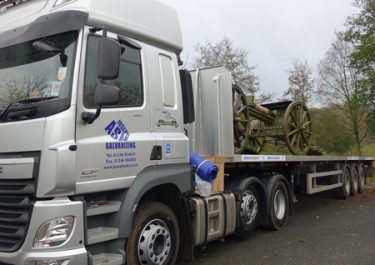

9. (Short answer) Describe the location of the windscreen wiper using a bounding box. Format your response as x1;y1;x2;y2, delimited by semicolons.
0;96;58;120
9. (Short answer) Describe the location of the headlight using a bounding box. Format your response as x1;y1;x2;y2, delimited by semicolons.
54;0;75;7
34;216;74;248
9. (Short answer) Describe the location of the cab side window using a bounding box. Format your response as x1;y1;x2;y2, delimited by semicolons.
84;35;143;108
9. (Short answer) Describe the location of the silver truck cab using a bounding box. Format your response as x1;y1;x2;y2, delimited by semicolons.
0;1;192;264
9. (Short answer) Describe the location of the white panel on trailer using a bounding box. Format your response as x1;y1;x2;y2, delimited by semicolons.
187;66;234;156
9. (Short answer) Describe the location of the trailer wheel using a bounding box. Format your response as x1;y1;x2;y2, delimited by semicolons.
335;165;351;200
234;186;259;238
358;164;366;193
269;181;289;230
350;164;359;196
126;202;179;265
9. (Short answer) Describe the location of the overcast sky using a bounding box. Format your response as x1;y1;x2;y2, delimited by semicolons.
159;0;359;104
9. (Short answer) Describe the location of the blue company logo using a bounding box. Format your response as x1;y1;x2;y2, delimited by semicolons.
105;119;130;141
243;156;259;160
166;144;171;155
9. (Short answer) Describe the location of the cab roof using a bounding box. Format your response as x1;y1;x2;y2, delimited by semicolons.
0;0;183;53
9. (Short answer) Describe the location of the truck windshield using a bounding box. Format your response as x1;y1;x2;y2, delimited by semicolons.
0;30;77;121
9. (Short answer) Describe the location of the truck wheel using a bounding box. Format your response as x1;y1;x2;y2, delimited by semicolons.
335;165;351;200
234;186;259;238
358;164;366;193
269;181;289;230
126;202;179;265
350;164;359;196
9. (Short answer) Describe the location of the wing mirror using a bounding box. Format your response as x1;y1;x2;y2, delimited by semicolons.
96;37;121;80
82;28;121;124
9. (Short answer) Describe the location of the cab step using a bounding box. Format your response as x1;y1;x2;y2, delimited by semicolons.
92;253;123;265
86;200;121;216
87;227;118;245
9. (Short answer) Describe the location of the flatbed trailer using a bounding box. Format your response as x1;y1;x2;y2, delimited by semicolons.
227;154;372;196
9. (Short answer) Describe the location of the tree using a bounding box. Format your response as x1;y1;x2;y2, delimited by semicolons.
192;35;272;102
344;0;375;132
317;33;369;155
0;73;48;107
311;107;355;155
282;59;315;105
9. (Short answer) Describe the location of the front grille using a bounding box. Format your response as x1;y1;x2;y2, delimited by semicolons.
0;179;35;195
0;241;15;248
0;213;22;219
0;179;35;252
0;227;18;234
0;197;24;204
0;185;27;191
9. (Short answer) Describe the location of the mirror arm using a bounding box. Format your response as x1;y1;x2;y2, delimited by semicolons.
89;26;107;37
81;106;102;124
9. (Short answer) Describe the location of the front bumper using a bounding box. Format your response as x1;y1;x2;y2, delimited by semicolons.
0;197;87;265
0;247;88;265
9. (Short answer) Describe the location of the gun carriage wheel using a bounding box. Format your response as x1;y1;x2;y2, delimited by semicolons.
233;85;250;154
282;101;312;155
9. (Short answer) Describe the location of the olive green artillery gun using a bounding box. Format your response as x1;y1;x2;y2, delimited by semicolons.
232;85;313;155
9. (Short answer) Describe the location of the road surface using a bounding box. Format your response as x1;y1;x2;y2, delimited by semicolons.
177;182;375;265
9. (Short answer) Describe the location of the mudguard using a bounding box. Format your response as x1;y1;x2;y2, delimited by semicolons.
256;174;291;216
117;163;192;238
225;176;266;227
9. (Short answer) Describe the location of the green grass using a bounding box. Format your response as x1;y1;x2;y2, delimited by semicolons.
362;142;375;157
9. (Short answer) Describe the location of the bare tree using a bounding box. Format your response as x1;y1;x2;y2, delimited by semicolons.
0;73;48;106
192;35;273;102
317;33;368;155
283;59;315;105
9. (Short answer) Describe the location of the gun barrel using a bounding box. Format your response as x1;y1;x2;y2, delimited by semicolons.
247;95;276;124
254;104;269;115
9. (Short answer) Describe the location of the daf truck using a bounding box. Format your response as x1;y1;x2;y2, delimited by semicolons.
0;1;372;265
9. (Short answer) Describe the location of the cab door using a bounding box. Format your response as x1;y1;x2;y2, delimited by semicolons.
75;28;155;194
143;43;189;166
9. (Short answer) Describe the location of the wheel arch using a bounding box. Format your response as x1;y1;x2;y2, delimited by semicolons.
118;164;193;239
256;174;291;219
225;176;267;227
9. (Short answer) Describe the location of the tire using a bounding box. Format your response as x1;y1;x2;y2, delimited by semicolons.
269;181;289;230
126;201;179;265
358;164;366;193
350;164;359;196
234;186;259;238
335;165;351;200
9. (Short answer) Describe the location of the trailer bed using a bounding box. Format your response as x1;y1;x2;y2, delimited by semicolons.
208;154;374;195
226;154;373;163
